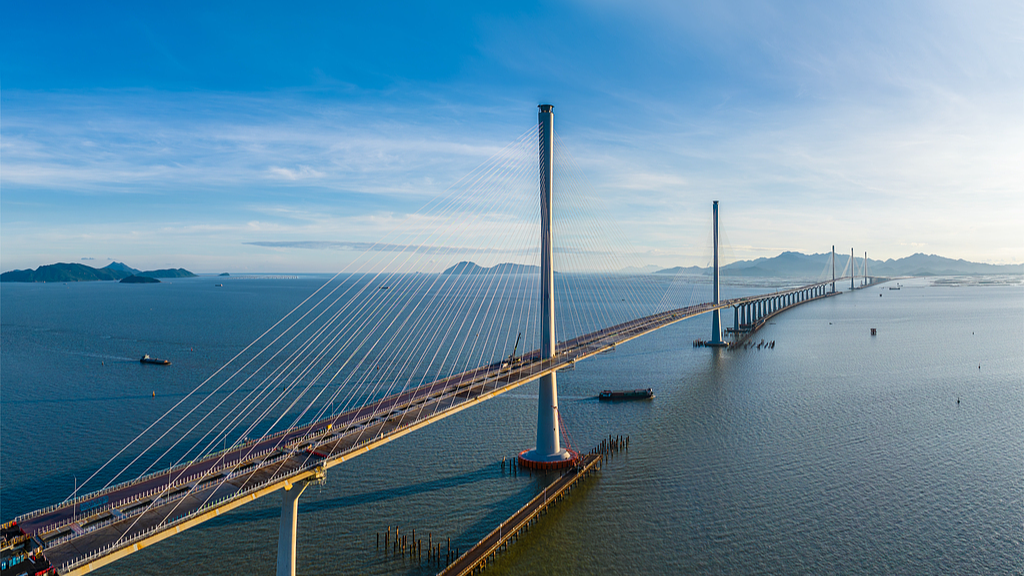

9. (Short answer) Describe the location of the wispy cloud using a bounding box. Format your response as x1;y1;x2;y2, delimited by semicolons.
2;1;1021;271
245;240;522;255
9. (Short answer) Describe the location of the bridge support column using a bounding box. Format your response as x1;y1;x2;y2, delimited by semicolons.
734;307;739;332
521;103;572;469
851;248;855;291
832;245;836;293
277;479;310;576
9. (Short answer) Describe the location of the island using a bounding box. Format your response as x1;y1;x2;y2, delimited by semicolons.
141;268;196;278
1;262;197;283
443;261;542;275
120;275;161;284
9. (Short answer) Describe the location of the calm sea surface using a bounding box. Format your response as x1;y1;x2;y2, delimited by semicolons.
2;276;1021;575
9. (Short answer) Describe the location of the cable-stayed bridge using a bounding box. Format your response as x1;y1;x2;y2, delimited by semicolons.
1;106;885;576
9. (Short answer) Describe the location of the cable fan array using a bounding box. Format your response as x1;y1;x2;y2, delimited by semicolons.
68;124;712;511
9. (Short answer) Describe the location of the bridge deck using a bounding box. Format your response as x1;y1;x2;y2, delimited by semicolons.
8;277;854;575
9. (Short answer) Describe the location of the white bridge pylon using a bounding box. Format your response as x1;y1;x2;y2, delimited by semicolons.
519;104;574;469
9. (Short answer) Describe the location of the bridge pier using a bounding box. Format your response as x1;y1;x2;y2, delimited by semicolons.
276;479;310;576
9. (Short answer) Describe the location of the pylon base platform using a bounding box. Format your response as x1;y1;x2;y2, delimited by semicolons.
518;448;580;470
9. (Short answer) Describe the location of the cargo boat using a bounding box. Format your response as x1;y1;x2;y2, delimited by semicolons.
599;388;654;401
140;354;170;365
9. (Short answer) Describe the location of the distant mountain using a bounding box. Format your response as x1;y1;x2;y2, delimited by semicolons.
654;252;1021;278
443;261;541;275
141;268;197;278
722;251;832;277
1;262;195;283
654;265;708;275
866;253;1023;276
618;264;662;274
104;261;141;276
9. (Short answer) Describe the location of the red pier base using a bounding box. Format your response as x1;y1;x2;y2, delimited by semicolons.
517;448;580;471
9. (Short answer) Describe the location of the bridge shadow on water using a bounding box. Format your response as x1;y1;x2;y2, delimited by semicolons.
202;462;540;530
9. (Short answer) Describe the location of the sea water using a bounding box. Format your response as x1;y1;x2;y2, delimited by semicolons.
1;276;1021;575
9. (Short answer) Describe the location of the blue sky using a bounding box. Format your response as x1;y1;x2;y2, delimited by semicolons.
2;0;1021;272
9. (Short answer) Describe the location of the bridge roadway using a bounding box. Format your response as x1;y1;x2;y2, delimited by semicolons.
11;277;854;575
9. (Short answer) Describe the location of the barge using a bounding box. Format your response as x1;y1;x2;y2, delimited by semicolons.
599;388;654;401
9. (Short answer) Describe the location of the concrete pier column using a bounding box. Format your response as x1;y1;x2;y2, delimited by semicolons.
277;480;311;576
734;307;739;332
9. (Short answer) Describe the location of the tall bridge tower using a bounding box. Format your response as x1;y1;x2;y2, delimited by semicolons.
708;200;727;347
519;104;574;469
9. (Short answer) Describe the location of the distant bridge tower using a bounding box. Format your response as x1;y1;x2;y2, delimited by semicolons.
851;248;855;291
831;245;836;293
520;104;574;469
708;201;727;347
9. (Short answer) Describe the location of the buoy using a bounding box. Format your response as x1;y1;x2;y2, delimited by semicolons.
152;391;156;397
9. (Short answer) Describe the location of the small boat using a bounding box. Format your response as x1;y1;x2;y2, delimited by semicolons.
599;388;654;401
140;354;170;365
